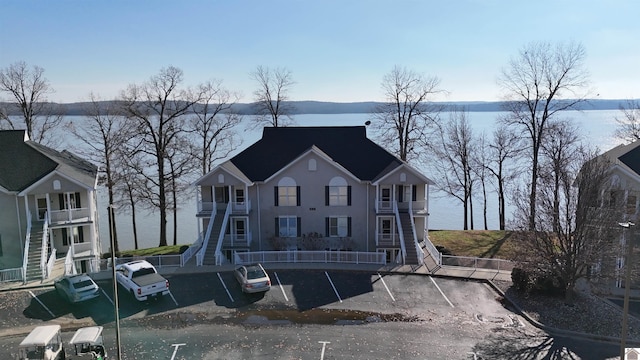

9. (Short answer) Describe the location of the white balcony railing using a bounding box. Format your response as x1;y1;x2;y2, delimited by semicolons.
223;232;252;247
231;200;251;214
49;208;91;223
71;242;94;256
376;232;400;247
396;200;427;213
197;201;214;213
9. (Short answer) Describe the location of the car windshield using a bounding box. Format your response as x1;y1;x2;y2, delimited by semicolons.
246;267;265;280
73;280;94;289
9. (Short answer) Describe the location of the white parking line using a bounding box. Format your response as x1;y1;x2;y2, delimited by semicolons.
101;288;113;305
170;343;186;360
218;272;234;302
28;290;54;318
377;273;395;302
429;276;454;308
167;290;179;306
319;341;330;360
273;272;289;302
324;272;342;303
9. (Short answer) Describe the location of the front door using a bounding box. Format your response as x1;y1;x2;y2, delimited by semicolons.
215;186;230;212
233;218;246;243
380;186;392;211
234;188;245;205
36;196;47;221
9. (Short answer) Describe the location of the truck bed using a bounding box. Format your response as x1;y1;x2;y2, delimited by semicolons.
131;272;166;288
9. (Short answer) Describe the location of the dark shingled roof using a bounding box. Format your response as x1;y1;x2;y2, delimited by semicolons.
619;145;640;175
0;130;58;191
230;126;402;181
0;130;98;192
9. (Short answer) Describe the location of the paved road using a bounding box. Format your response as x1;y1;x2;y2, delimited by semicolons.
0;270;623;359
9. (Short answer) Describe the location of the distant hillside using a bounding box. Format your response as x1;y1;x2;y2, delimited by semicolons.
0;99;633;116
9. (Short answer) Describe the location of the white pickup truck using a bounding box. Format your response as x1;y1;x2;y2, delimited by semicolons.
115;260;169;301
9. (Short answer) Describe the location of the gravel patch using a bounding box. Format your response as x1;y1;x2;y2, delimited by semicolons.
493;280;640;341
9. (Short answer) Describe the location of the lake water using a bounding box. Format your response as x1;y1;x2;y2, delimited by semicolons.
92;110;622;251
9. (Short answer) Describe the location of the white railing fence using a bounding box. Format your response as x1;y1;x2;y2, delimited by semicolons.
234;250;386;265
64;248;77;275
441;255;515;271
423;235;442;266
22;212;32;283
181;234;203;266
0;268;23;283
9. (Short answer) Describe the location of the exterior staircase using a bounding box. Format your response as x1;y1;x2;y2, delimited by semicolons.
399;212;420;265
25;229;44;282
202;213;226;265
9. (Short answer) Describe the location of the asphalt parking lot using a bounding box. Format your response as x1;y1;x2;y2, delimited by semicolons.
0;269;518;332
3;270;628;359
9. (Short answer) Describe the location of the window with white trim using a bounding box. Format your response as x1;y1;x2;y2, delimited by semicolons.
326;176;350;206
275;177;299;206
277;216;299;237
327;216;350;237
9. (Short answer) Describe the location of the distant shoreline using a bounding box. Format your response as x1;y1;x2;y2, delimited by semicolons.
1;99;635;116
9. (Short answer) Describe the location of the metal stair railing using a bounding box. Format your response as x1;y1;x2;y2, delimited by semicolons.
393;202;407;264
214;202;232;265
196;205;218;266
22;212;32;283
407;204;424;265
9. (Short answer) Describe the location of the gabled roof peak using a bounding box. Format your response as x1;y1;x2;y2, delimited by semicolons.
231;126;401;182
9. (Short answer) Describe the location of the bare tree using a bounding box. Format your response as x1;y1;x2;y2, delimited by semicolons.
188;79;243;176
114;153;147;250
371;65;443;163
166;138;198;246
430;108;477;229
119;66;203;247
613;100;640;144
472;133;490;230
513;148;620;304
250;66;296;127
0;61;65;144
485;127;522;230
539;119;580;233
66;93;131;253
498;41;591;231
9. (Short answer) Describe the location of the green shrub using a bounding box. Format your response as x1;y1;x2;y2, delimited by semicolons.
436;245;453;256
511;267;530;292
531;274;565;296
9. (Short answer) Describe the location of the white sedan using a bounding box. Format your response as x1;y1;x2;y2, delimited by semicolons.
233;263;271;293
54;274;100;303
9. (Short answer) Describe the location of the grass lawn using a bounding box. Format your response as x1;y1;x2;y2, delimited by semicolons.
114;231;517;260
117;245;186;257
428;230;517;260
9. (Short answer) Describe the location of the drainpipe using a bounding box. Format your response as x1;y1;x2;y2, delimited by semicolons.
16;195;24;260
257;184;261;250
366;183;369;252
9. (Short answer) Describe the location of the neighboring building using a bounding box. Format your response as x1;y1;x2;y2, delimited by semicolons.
593;141;640;294
0;130;101;282
194;126;435;266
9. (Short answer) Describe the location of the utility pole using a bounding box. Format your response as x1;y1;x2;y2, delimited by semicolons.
619;221;635;360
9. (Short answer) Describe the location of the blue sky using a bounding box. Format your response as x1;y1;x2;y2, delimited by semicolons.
1;0;638;103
